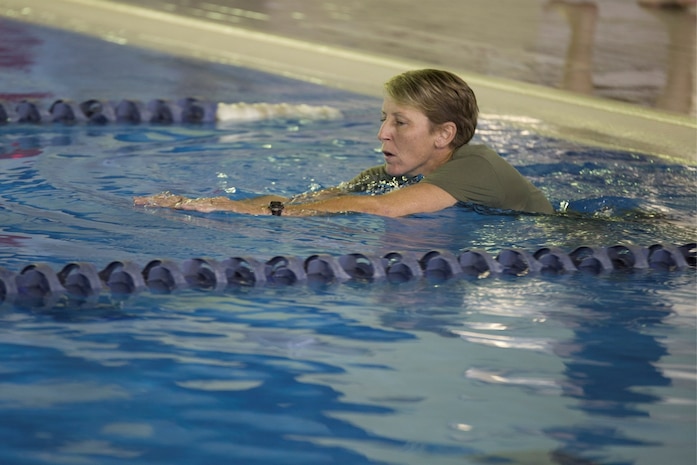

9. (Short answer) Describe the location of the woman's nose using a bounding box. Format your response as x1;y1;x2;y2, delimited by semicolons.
377;122;390;141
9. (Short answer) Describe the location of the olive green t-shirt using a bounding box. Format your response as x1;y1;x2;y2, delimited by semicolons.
346;144;554;214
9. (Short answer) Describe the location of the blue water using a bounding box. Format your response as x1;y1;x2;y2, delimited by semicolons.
0;18;695;465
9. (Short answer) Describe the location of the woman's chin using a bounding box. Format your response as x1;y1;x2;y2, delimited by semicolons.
384;165;404;177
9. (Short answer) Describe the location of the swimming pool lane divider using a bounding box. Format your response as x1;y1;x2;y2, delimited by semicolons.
0;243;694;309
0;99;343;125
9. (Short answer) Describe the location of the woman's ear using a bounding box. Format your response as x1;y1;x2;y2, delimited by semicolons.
435;122;457;148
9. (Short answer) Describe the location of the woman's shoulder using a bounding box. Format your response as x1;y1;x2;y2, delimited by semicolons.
453;144;499;159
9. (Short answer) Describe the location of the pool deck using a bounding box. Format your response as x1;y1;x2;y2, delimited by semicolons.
1;0;695;163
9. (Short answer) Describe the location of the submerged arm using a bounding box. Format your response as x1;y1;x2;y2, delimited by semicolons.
133;183;456;217
283;183;456;217
133;186;346;212
231;186;348;207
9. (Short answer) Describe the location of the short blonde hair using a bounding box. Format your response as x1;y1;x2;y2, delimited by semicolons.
384;69;479;148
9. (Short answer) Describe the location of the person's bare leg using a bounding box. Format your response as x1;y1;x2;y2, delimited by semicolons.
550;1;599;94
639;1;696;114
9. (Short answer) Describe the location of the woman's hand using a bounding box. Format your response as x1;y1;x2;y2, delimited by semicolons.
133;192;185;209
177;196;234;213
134;192;265;214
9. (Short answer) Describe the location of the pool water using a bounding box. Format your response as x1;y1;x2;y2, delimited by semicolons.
0;18;695;465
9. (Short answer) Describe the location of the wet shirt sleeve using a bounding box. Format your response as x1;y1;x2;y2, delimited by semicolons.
345;166;390;192
344;166;422;194
422;155;506;208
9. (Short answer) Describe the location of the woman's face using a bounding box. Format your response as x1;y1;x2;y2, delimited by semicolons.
377;97;441;177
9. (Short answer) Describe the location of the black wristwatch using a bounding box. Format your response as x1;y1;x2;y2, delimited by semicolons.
269;201;284;216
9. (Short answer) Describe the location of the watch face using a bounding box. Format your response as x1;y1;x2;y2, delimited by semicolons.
270;201;284;216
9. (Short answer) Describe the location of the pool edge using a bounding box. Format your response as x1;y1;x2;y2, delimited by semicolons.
1;0;695;164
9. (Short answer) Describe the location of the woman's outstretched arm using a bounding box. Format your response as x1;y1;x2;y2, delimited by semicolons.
133;183;456;218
